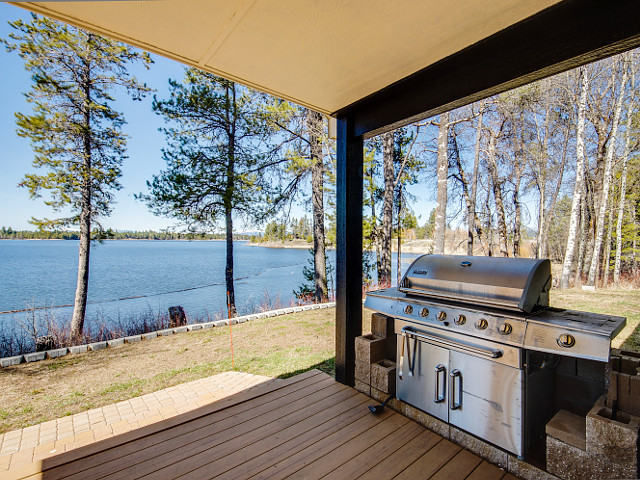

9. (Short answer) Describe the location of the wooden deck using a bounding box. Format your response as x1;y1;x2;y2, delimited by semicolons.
6;370;517;480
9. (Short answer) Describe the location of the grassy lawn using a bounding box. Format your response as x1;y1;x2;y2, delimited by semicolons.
0;287;637;434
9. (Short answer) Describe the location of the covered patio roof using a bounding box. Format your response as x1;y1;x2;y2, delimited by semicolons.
11;0;640;384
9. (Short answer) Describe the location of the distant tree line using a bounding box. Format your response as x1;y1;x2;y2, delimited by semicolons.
251;217;314;244
0;227;251;241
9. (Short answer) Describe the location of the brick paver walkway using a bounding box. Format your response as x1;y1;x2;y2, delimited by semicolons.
0;371;276;472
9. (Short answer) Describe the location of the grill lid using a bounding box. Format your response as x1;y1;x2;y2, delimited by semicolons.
399;254;551;313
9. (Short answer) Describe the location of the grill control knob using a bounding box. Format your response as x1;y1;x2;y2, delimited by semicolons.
475;318;488;330
420;307;429;318
557;334;576;348
454;314;466;325
437;311;447;322
404;305;413;315
498;323;512;335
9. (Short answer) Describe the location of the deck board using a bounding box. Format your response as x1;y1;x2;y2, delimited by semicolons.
6;370;516;480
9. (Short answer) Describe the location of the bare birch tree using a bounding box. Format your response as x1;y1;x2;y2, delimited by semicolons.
561;67;589;289
587;55;629;286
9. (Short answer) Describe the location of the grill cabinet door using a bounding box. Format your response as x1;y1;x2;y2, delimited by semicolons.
448;350;523;456
396;334;449;422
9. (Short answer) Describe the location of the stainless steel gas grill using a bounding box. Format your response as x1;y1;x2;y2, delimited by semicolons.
364;254;626;459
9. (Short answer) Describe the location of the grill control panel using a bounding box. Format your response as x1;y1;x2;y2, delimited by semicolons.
386;298;527;347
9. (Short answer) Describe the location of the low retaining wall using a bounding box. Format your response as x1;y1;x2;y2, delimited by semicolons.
0;302;336;368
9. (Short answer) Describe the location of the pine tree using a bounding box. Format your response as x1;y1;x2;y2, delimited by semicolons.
4;15;151;337
142;69;285;316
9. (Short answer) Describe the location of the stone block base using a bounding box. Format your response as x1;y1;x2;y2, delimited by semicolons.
586;395;639;474
371;359;396;394
354;334;386;365
547;436;635;480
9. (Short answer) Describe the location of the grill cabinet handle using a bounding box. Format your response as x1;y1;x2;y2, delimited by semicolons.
398;332;417;379
398;332;405;380
400;327;503;359
434;364;446;403
449;369;462;410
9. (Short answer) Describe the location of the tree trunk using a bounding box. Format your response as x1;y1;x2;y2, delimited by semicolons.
380;131;394;285
396;184;403;284
468;111;482;255
484;190;494;256
587;58;628;286
70;50;93;339
536;106;551;258
434;112;449;254
614;98;634;284
561;67;588;289
224;82;237;316
486;131;508;257
512;162;524;257
307;109;328;302
603;205;614;286
542;128;570;252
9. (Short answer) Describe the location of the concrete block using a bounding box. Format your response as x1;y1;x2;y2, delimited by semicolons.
68;344;88;354
107;338;125;348
354;361;370;384
508;452;557;480
88;341;108;351
257;313;268;319
355;334;385;365
398;400;450;439
354;379;370;396
311;305;321;310
611;370;640;416
187;324;203;331
293;307;304;312
284;308;294;314
267;311;277;317
449;426;509;470
371;359;396;394
0;355;23;367
173;326;188;334
141;332;157;341
547;435;635;480
545;409;586;451
46;348;68;359
235;316;248;323
157;329;174;336
123;335;141;344
213;320;228;327
371;313;394;338
370;385;389;404
200;322;215;329
24;351;46;363
586;395;639;472
301;305;313;311
247;315;259;321
620;354;640;375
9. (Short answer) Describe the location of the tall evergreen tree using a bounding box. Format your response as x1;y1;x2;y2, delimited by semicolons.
143;69;284;315
4;15;151;338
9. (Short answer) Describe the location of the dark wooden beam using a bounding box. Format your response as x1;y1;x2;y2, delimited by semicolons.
335;115;363;386
334;0;640;138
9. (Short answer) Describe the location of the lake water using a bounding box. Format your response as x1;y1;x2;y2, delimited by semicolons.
0;240;419;329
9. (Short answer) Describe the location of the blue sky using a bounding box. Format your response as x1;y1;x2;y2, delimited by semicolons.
0;3;437;233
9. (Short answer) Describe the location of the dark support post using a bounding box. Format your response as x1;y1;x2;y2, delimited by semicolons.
335;115;363;386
